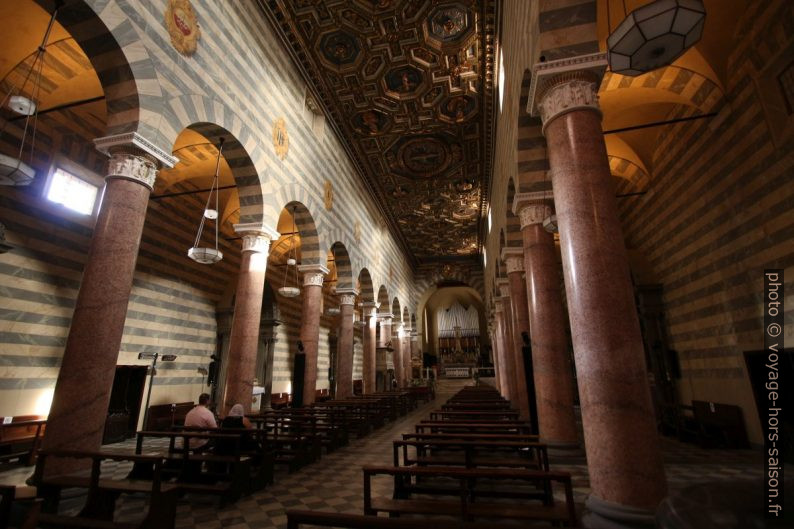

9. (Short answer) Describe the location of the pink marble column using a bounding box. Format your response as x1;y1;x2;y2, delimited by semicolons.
496;280;518;406
377;315;392;391
494;291;514;402
362;302;378;394
404;334;413;383
488;320;502;393
298;264;328;405
223;226;277;414
533;58;666;523
504;253;532;421
42;141;174;476
391;328;403;388
334;291;357;398
515;196;579;452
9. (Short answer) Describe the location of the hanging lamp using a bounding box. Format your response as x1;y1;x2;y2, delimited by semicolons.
278;206;300;298
0;4;60;185
187;138;224;264
607;0;706;77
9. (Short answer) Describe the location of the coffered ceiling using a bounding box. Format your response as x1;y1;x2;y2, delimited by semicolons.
259;0;499;264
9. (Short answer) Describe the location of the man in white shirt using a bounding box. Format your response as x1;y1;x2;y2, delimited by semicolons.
184;393;216;451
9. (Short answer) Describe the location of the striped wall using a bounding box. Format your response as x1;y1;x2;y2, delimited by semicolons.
617;0;794;444
80;0;416;309
0;149;241;417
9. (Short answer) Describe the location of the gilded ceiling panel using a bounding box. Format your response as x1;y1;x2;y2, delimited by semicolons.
260;0;497;263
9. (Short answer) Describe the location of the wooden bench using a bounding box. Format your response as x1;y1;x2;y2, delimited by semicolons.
429;409;520;421
416;421;533;435
248;413;319;471
133;430;252;505
144;402;192;431
393;438;549;472
173;425;275;490
286;509;529;529
363;465;577;526
0;417;46;465
271;393;291;409
32;449;178;529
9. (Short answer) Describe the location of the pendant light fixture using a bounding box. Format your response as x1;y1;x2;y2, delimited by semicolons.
607;0;706;77
0;4;60;186
187;138;224;264
278;206;300;298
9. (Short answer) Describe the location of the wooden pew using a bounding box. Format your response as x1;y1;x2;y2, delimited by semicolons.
393;439;549;472
134;430;252;505
286;509;525;529
429;409;520;421
32;449;178;529
144;402;192;431
416;421;533;435
248;412;319;471
0;417;46;465
363;465;577;526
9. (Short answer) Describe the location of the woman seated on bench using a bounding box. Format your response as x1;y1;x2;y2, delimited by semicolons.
217;404;260;453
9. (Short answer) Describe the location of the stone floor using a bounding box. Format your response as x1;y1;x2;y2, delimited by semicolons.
0;379;770;528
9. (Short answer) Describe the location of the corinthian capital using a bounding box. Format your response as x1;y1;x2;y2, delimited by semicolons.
526;53;607;133
106;153;158;190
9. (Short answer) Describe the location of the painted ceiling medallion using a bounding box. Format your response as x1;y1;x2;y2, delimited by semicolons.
166;0;201;56
261;0;497;261
272;118;289;160
324;179;334;210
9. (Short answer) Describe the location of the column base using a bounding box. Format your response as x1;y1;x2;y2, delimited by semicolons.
583;495;657;529
543;439;584;458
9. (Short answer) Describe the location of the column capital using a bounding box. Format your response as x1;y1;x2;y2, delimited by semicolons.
378;314;393;322
298;264;328;287
500;247;523;263
496;279;511;299
361;301;379;310
95;132;179;168
527;53;607;133
338;294;356;306
336;287;360;297
505;255;524;274
234;222;280;240
514;191;554;229
105;152;159;190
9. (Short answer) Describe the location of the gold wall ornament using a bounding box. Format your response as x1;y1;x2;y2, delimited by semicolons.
272;118;289;160
324;179;334;210
354;220;361;243
165;0;200;56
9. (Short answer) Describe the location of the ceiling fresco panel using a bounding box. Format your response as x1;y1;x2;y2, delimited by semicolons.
260;0;497;262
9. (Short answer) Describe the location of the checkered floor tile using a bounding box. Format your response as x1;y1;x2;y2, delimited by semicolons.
0;379;776;528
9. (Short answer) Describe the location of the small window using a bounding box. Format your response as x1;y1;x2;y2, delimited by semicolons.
46;167;98;215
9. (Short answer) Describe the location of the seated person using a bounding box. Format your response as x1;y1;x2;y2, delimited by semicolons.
184;393;217;452
217;403;260;453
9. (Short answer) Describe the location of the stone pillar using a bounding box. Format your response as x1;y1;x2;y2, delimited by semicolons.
410;331;419;382
515;193;579;453
297;264;328;406
494;296;513;400
213;309;234;411
530;54;666;525
223;225;278;415
257;318;280;412
335;291;357;398
488;319;502;392
361;301;378;394
392;327;403;388
403;333;412;384
42;134;176;475
376;315;392;391
503;251;533;422
496;280;517;406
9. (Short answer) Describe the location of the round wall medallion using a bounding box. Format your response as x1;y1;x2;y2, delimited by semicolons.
324;179;334;210
165;0;201;56
272;117;289;160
